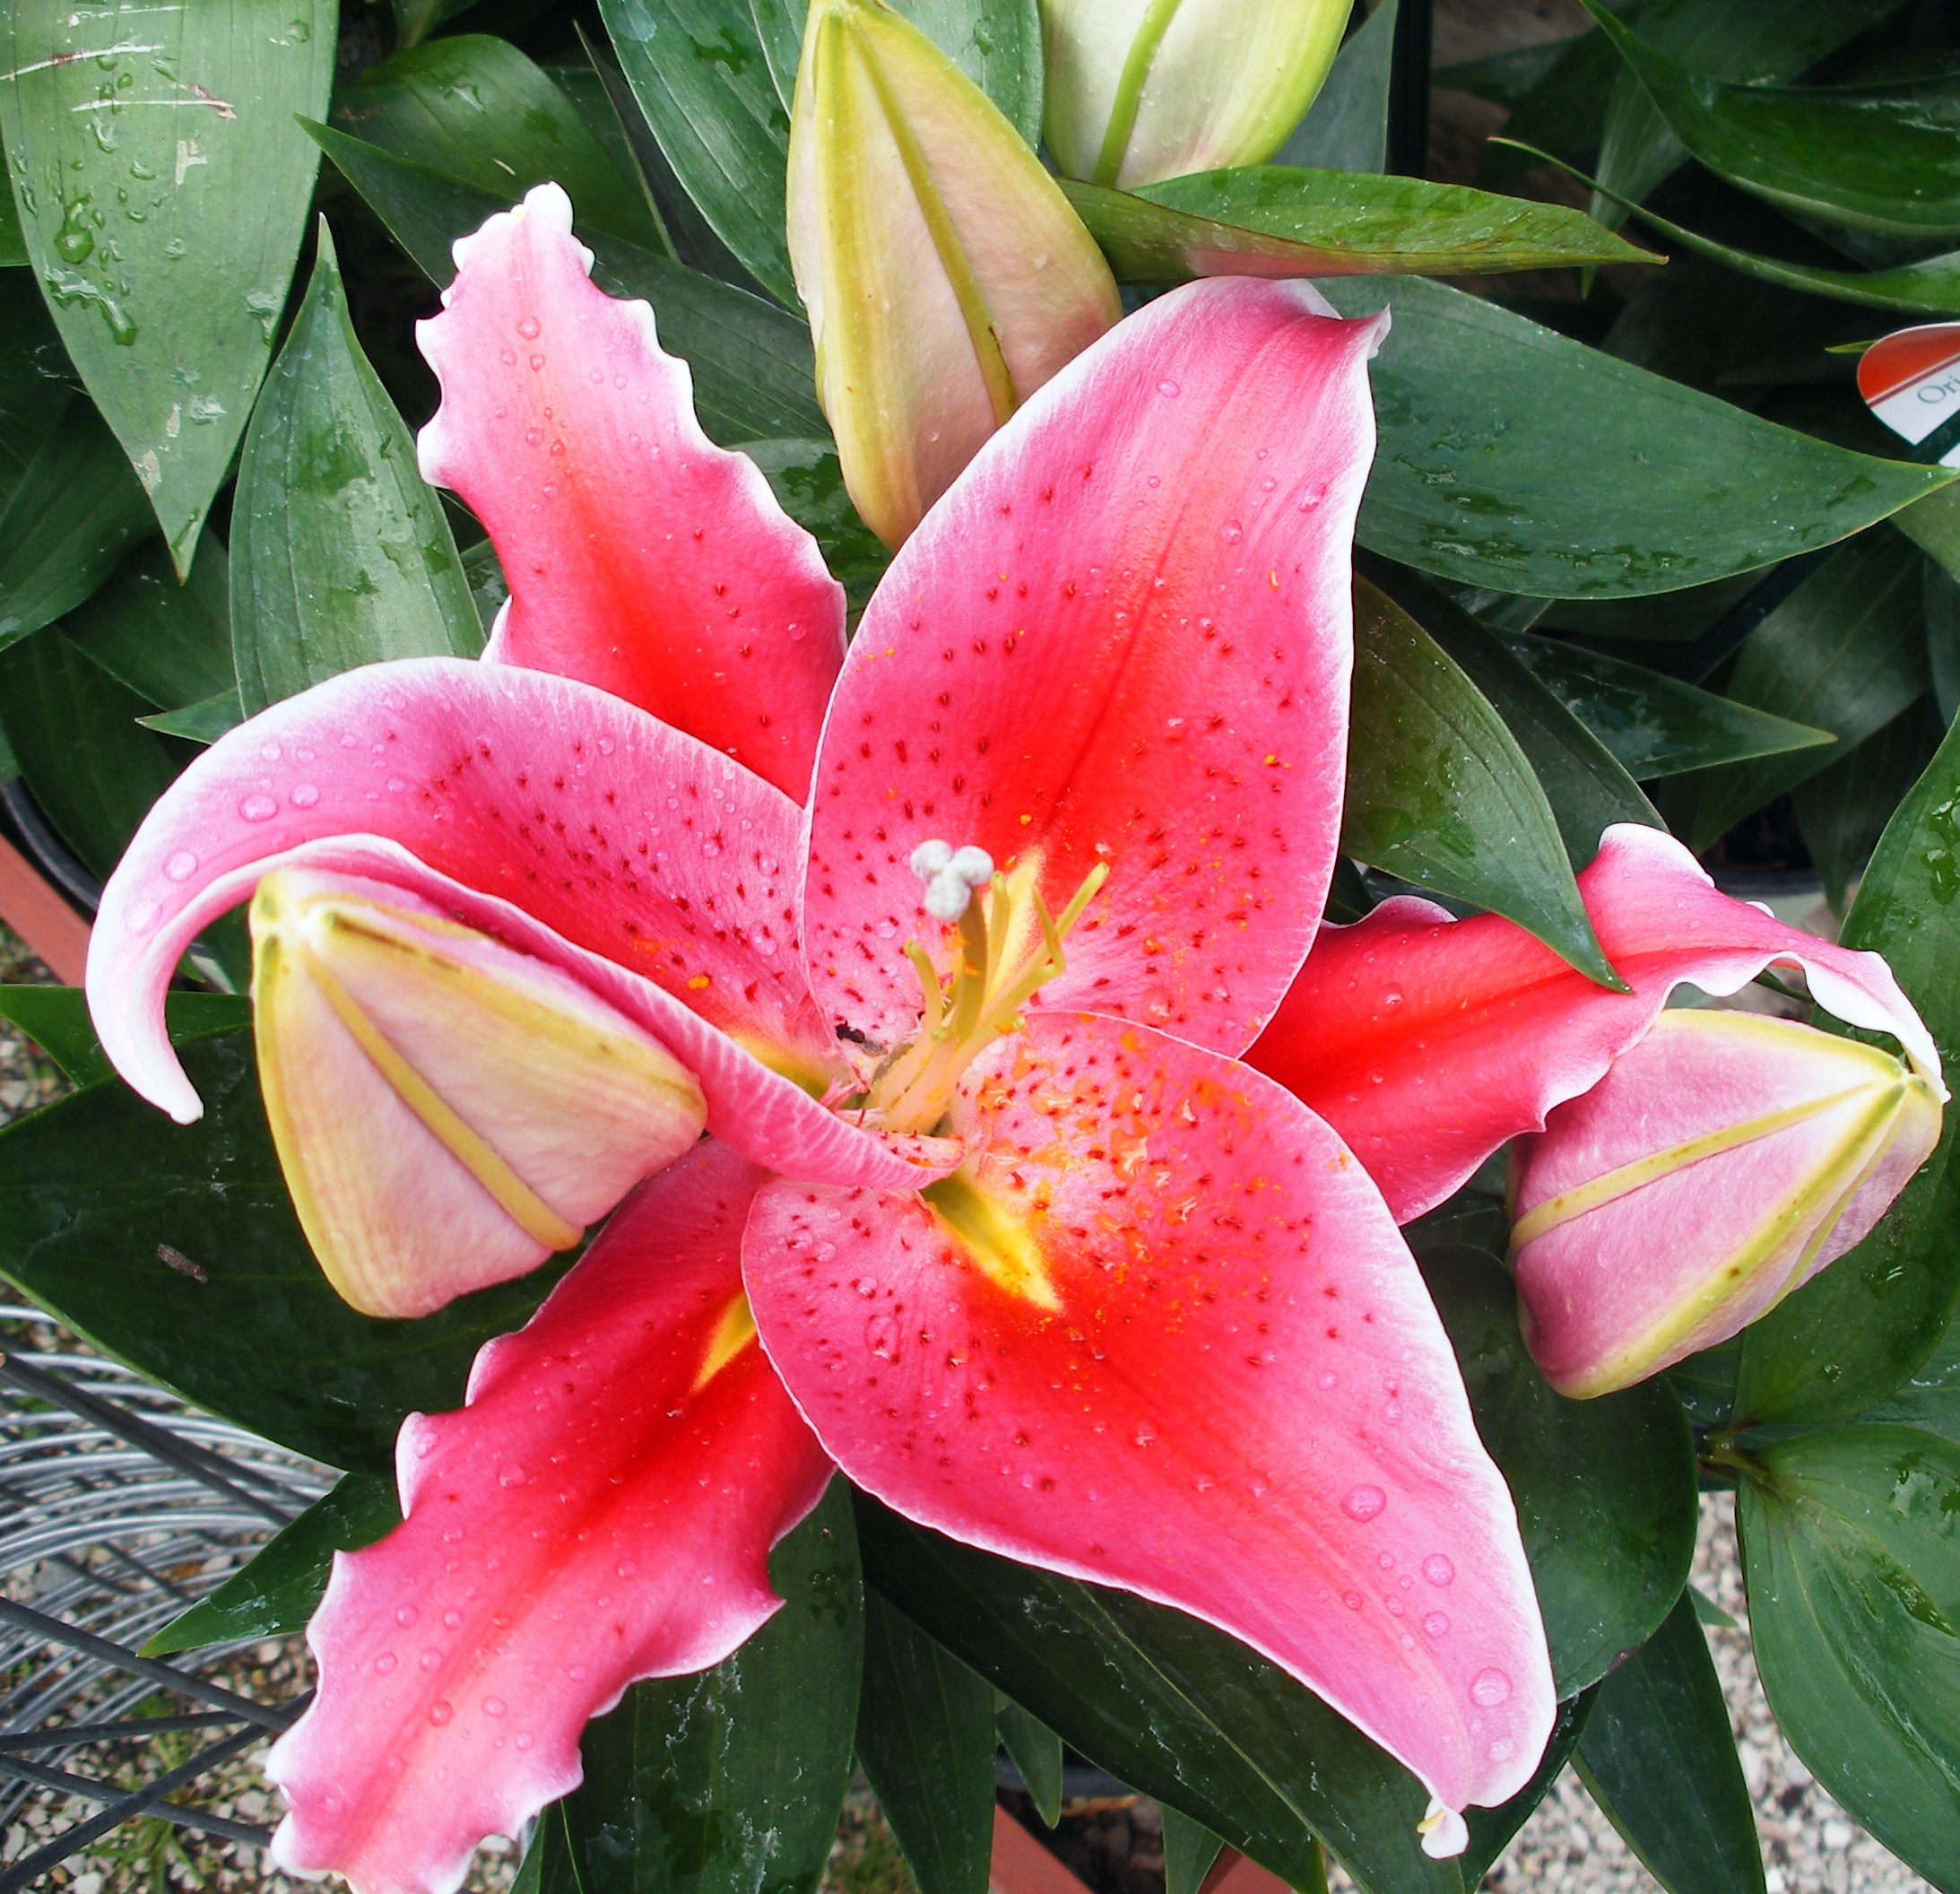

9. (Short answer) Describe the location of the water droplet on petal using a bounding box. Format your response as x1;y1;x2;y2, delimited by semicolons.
482;1695;507;1717
516;314;541;339
291;783;319;809
1489;1737;1515;1763
162;849;197;882
420;1648;442;1672
429;1699;455;1726
373;1651;397;1674
498;1462;525;1488
1423;1612;1449;1638
1342;1590;1364;1610
395;1604;419;1628
1342;1484;1387;1522
1470;1668;1513;1707
238;794;277;822
1157;379;1180;398
1423;1554;1455;1587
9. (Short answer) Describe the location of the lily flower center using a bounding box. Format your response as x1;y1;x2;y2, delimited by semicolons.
863;838;1109;1135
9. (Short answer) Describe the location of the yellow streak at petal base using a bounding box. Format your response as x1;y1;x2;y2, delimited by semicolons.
923;1169;1062;1312
694;1291;760;1392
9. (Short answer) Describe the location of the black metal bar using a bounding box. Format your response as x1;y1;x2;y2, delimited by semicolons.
1386;0;1432;178
0;1711;242;1752
0;1718;282;1890
0;1750;273;1849
0;1354;297;1525
0;1599;297;1732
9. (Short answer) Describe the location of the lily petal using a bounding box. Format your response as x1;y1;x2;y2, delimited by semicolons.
268;1142;834;1894
417;183;844;800
87;659;959;1190
1512;1010;1943;1395
249;867;706;1317
1252;824;1946;1223
801;277;1386;1056
743;1010;1554;1828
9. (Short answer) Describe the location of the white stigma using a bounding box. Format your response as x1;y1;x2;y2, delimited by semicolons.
911;838;993;922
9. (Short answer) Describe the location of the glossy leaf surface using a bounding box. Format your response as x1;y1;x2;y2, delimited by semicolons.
1741;1425;1960;1890
63;535;234;714
1495;628;1833;780
1316;276;1947;600
0;1030;566;1472
558;1483;864;1894
1063;168;1652;286
143;1473;400;1655
1276;0;1398;175
1418;1247;1697;1697
1739;706;1960;1422
1574;1591;1764;1894
1344;578;1617;985
857;1595;998;1894
1792;699;1941;916
231;224;480;714
0;0;334;568
1161;1810;1225;1894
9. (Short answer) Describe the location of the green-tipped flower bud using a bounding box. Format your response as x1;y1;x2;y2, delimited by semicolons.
1041;0;1354;187
788;0;1122;549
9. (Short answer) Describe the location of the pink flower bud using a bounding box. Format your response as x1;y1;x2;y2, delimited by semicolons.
1512;1008;1943;1397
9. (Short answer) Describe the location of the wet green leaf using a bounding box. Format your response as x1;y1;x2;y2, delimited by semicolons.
136;688;244;744
1794;696;1941;915
1929;560;1960;725
1161;1810;1224;1894
597;0;798;307
0;1030;568;1472
1345;578;1618;985
559;1484;863;1894
1574;1591;1764;1894
1864;1304;1960;1446
0;986;243;1088
1315;276;1947;601
741;438;889;609
0;0;334;569
1689;530;1928;850
1418;1247;1697;1696
62;534;232;711
1064;167;1652;286
0;274;74;506
854;1493;1460;1894
858;1595;998;1894
231;222;481;713
1739;704;1960;1422
307;126;827;447
1741;1424;1960;1889
1495;628;1834;779
143;1473;400;1655
1276;0;1397;175
1587;1;1960;239
332;36;663;250
0;393;153;655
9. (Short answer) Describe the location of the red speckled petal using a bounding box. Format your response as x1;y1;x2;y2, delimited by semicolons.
743;1011;1554;1827
1251;825;1946;1223
801;278;1385;1056
418;184;844;800
86;660;958;1189
268;1142;833;1894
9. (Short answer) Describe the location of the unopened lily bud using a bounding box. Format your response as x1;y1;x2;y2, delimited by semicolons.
787;0;1121;549
1041;0;1353;187
250;868;706;1318
1512;1009;1943;1398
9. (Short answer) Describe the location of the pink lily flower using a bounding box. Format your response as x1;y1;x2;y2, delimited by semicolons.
88;184;1558;1889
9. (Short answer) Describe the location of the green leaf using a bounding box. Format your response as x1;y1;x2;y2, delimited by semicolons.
0;631;178;877
136;688;244;744
741;439;890;610
1740;1424;1960;1889
0;274;72;506
1864;1303;1960;1445
0;1;335;569
1494;627;1835;779
1688;1586;1738;1630
889;0;1044;151
230;222;481;714
597;0;799;307
1417;1247;1697;1696
307;125;828;447
1793;696;1941;915
1688;530;1928;851
1590;0;1904;225
1470;30;1622;187
854;1494;1460;1894
0;986;244;1088
857;1594;998;1894
0;1030;567;1472
1315;276;1947;600
1345;578;1619;986
1586;1;1960;240
995;1694;1062;1829
1737;706;1960;1422
1929;560;1960;725
1573;1591;1764;1894
1460;1690;1596;1884
1275;0;1397;175
62;534;233;710
1062;168;1652;287
1161;1810;1225;1894
0;393;154;654
559;1483;863;1894
1368;566;1659;868
143;1473;400;1655
332;37;663;251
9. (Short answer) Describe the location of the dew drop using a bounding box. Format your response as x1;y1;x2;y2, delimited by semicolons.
1423;1612;1449;1638
1342;1484;1387;1522
482;1695;507;1717
420;1648;442;1672
443;1609;462;1629
1488;1737;1515;1763
395;1604;419;1628
1342;1590;1364;1610
616;1560;637;1579
1157;378;1180;398
516;315;541;339
1470;1668;1513;1707
1132;1422;1158;1448
429;1699;455;1726
373;1651;397;1674
1317;1370;1338;1390
238;794;277;822
1423;1554;1455;1587
1221;519;1244;545
291;783;319;808
163;849;197;882
498;1462;526;1488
